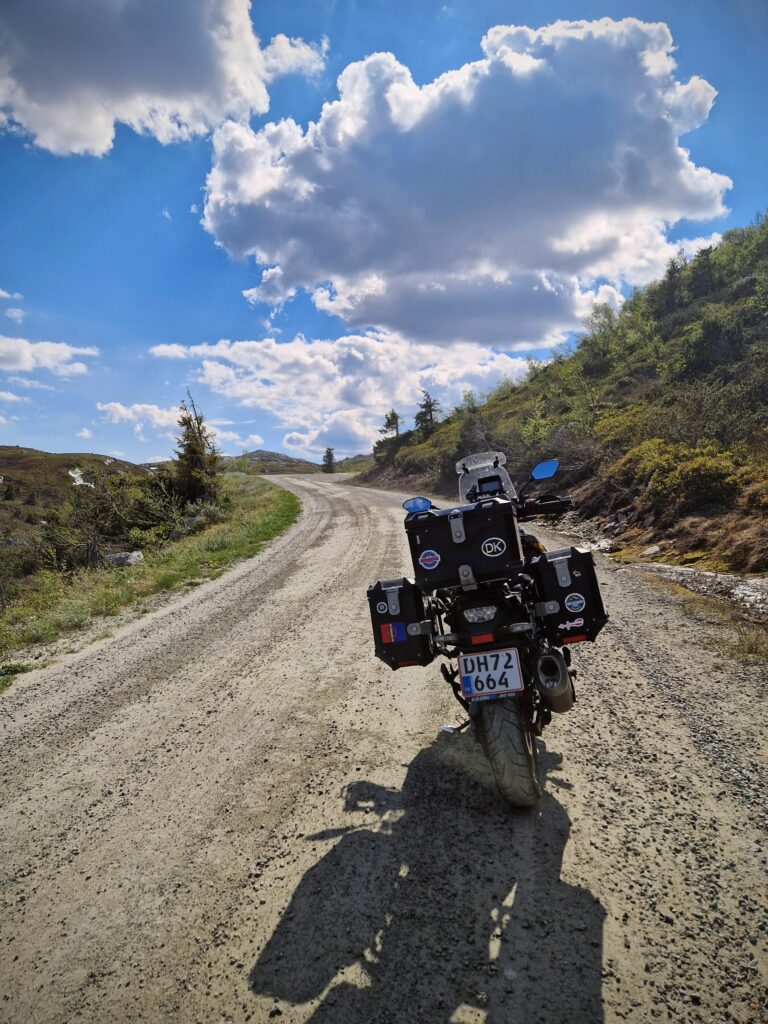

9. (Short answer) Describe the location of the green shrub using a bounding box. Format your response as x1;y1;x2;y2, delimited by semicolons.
666;454;739;511
608;439;739;513
393;439;438;474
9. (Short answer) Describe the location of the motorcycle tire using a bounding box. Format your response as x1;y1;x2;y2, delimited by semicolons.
477;697;541;807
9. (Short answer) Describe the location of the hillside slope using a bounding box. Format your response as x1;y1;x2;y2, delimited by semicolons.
0;446;150;546
223;449;320;474
363;214;768;572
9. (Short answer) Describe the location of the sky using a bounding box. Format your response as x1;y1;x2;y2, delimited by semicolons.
0;0;765;462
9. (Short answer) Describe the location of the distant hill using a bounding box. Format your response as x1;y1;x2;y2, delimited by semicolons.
0;446;150;545
222;449;321;474
0;446;148;497
221;449;373;474
335;453;374;472
362;214;768;573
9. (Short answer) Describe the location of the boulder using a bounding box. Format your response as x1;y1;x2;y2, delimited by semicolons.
104;551;144;567
641;545;661;557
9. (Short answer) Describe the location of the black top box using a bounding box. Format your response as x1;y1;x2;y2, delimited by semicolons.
405;497;524;593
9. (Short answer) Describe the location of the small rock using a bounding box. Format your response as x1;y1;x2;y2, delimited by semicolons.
641;545;661;557
103;551;144;567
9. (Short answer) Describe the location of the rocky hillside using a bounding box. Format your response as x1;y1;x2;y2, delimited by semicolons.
0;446;150;547
362;214;768;573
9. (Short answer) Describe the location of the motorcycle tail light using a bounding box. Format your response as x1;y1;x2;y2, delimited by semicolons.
562;634;588;644
470;632;495;645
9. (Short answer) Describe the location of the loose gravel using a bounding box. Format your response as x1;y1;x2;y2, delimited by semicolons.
1;477;765;1023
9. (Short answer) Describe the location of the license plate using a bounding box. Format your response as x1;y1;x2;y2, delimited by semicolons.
458;647;524;700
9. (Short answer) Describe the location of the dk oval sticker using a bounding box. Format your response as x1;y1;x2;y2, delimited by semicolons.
481;537;506;557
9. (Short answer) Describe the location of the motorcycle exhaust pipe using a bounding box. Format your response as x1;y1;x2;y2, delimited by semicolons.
535;650;574;713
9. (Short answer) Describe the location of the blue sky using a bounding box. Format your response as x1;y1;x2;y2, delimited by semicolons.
0;0;765;461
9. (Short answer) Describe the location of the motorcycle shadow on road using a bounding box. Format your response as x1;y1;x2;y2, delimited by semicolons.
250;733;605;1023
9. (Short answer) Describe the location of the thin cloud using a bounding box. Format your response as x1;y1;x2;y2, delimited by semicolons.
6;375;57;392
96;400;264;453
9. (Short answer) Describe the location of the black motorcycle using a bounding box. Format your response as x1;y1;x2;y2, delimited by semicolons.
368;451;608;807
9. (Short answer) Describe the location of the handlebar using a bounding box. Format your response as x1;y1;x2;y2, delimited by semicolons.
519;495;573;518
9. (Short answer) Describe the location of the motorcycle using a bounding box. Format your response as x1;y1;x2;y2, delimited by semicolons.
367;451;608;807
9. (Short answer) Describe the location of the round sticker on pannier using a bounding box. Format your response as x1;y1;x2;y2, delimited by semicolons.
481;537;506;557
419;549;441;570
564;592;586;613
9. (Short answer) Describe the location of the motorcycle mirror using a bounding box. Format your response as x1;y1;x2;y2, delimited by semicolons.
531;459;560;481
403;496;432;513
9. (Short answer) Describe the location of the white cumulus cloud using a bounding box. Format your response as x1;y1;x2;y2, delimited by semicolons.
203;17;730;346
0;0;326;156
76;427;93;439
150;332;529;456
0;389;27;402
97;402;181;431
0;288;23;300
5;308;25;323
0;335;98;376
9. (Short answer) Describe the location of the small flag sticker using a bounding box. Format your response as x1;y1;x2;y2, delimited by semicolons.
380;622;407;643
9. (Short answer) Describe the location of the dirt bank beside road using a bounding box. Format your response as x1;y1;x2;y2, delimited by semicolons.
1;475;765;1023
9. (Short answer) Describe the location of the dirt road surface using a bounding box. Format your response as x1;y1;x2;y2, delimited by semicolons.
1;475;766;1024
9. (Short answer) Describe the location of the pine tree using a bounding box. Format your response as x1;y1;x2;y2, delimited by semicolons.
173;392;221;503
322;448;336;473
380;408;403;437
414;390;441;435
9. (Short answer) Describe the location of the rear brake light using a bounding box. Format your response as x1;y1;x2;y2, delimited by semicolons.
563;634;588;644
470;633;495;645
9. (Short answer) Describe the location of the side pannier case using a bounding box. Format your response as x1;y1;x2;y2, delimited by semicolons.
368;577;435;670
404;497;524;593
529;546;608;645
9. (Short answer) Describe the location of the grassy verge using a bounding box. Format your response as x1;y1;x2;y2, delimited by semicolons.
0;474;299;667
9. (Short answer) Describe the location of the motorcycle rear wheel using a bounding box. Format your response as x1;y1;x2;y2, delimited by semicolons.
478;697;541;807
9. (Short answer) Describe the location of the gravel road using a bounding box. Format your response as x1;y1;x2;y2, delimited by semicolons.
1;475;766;1024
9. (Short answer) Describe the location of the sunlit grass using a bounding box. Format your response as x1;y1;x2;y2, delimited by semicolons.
0;475;299;668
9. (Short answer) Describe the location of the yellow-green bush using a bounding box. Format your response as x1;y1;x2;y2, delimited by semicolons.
608;439;739;513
